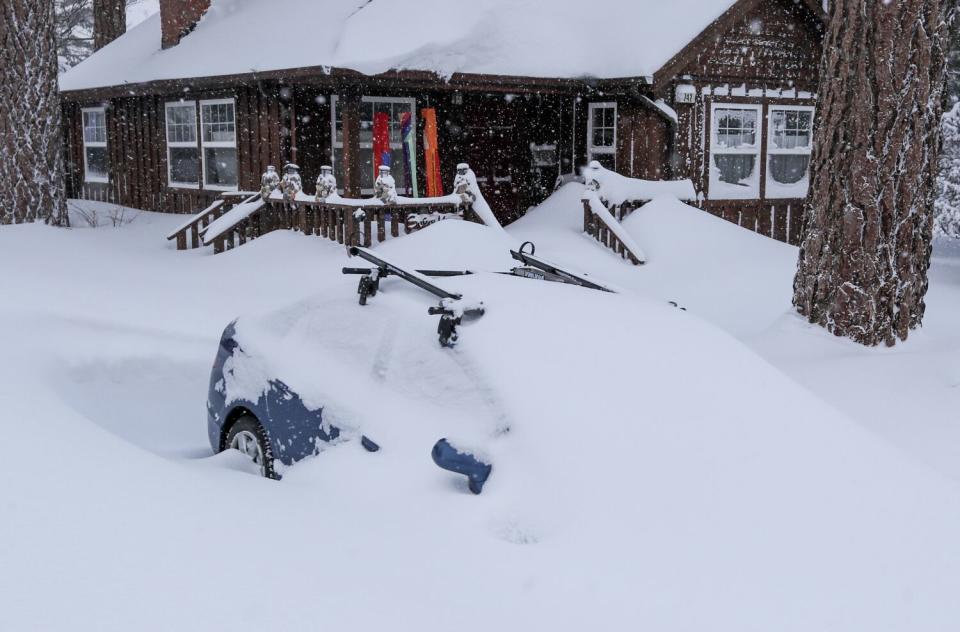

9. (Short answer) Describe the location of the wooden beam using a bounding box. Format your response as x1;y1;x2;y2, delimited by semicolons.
339;92;362;198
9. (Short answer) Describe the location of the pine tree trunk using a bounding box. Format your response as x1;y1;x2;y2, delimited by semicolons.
793;0;954;346
93;0;125;50
0;0;68;226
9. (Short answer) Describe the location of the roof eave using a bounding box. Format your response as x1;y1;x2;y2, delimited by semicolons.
59;65;607;101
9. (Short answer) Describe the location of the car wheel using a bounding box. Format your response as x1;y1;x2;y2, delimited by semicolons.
224;415;279;480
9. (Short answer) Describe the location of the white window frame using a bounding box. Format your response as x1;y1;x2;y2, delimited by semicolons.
765;104;815;199
586;102;617;168
164;101;199;189
199;98;238;192
330;95;417;194
81;107;108;184
708;102;763;200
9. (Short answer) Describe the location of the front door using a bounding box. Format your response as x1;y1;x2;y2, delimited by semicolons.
464;124;520;222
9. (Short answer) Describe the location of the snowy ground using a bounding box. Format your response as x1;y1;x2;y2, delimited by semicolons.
1;190;958;630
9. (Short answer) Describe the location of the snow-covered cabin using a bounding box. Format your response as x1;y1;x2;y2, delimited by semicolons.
59;0;825;243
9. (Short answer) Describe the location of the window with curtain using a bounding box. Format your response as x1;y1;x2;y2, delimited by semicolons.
766;106;814;199
709;104;762;200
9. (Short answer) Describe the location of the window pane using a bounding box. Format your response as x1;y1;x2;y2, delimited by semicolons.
715;108;757;148
204;147;237;187
604;107;615;127
713;154;756;185
593;107;606;127
85;146;108;180
166;105;196;143
201;102;235;143
83;110;106;143
771;109;812;150
769;154;810;184
169;146;199;184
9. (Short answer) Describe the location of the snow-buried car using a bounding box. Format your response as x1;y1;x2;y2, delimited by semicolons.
207;223;623;487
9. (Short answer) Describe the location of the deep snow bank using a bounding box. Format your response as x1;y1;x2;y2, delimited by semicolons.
1;202;959;631
510;185;798;336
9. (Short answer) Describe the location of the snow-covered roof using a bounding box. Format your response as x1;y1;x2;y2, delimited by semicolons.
60;0;738;92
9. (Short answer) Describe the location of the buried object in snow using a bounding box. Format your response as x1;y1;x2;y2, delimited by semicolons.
431;439;493;494
211;241;617;491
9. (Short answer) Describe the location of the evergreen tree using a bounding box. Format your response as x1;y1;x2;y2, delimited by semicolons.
0;0;69;226
793;0;955;346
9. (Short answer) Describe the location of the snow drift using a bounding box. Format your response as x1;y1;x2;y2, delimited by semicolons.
1;196;959;630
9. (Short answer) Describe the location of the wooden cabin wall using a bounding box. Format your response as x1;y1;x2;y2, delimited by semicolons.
616;104;672;181
652;0;824;245
438;91;567;223
64;84;287;214
292;87;332;180
673;0;823;87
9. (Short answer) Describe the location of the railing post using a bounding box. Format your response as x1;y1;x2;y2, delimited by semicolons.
583;199;592;233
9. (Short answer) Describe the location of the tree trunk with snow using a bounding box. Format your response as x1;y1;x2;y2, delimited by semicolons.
0;0;69;226
92;0;124;50
793;0;954;346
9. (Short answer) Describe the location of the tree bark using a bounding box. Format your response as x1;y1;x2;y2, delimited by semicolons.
0;0;69;226
793;0;955;346
92;0;124;50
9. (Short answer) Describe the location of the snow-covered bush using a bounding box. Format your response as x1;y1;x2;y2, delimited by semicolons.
935;103;960;239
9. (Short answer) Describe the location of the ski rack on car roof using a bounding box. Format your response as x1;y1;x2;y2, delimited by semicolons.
344;246;484;348
509;242;616;293
342;242;615;347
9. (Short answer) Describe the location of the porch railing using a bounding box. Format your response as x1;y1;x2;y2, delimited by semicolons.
203;195;465;254
580;162;697;265
582;192;646;265
167;164;494;254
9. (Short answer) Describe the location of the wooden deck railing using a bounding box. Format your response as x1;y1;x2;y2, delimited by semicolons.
582;194;646;265
167;192;466;254
165;198;227;250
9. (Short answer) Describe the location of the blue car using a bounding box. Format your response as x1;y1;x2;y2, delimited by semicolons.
207;243;609;489
207;321;342;480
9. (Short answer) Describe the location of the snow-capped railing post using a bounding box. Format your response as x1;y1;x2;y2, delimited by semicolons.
453;163;477;223
314;165;337;239
580;161;647;265
347;209;365;248
282;163;303;231
260;166;280;201
315;165;337;201
369;165;398;246
583;162;601;235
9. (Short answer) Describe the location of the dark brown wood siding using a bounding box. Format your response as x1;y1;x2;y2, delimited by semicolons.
656;0;824;92
654;0;824;245
64;84;288;214
616;102;672;180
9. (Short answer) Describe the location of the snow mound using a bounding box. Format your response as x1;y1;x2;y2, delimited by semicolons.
509;185;797;335
3;198;960;630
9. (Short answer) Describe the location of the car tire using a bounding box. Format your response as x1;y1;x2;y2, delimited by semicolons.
224;415;279;480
